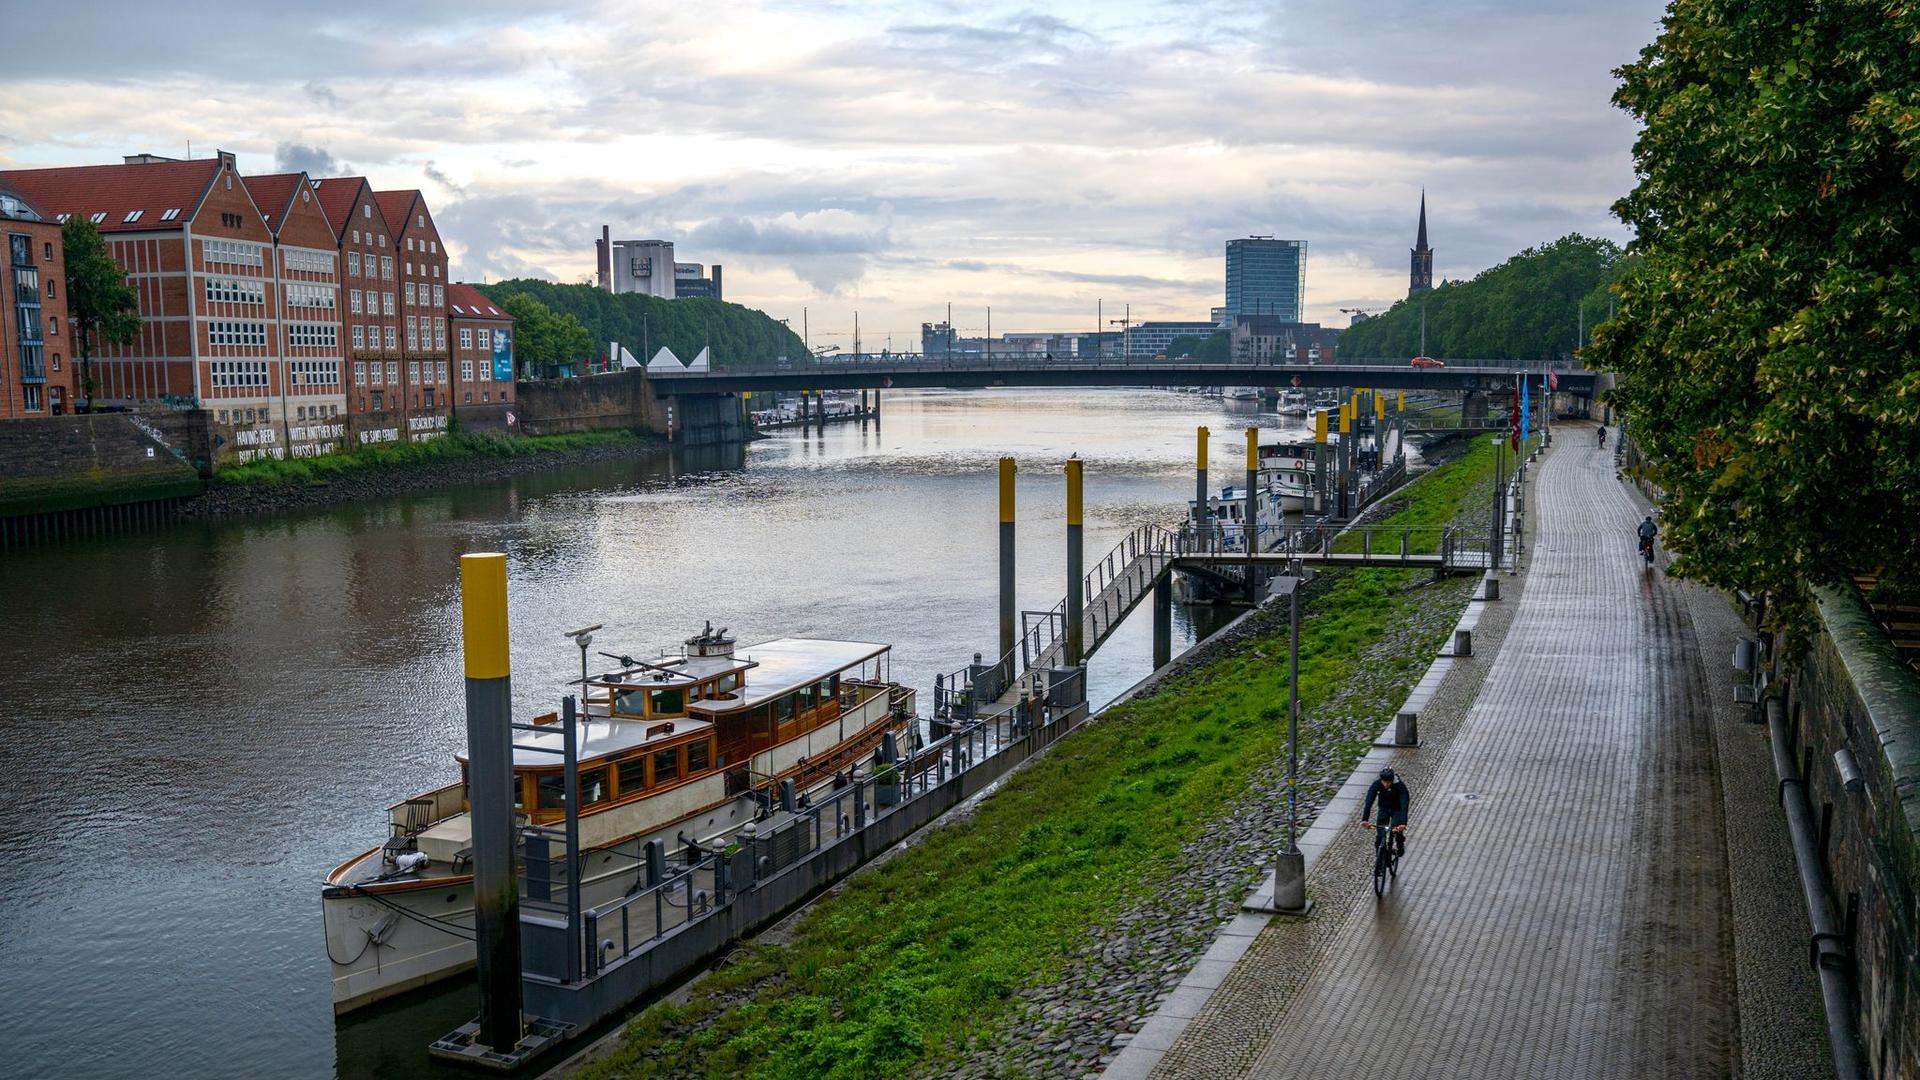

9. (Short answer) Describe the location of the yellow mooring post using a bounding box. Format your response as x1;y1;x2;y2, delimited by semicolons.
1194;425;1211;532
1375;392;1386;421
1245;426;1260;601
459;552;524;1054
1065;457;1085;668
1397;390;1406;412
1314;408;1330;514
999;457;1017;674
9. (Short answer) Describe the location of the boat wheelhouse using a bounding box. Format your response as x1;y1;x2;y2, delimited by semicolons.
322;625;914;1014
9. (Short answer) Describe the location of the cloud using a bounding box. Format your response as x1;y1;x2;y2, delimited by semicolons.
423;161;466;197
273;142;351;176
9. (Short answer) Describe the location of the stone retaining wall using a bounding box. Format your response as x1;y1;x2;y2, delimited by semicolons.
1789;586;1920;1077
0;412;205;517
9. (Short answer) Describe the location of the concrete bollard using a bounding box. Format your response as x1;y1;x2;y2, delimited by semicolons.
1395;709;1419;746
1453;628;1472;656
1482;573;1500;601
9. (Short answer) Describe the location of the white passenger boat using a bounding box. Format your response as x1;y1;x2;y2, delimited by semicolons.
1192;482;1290;550
1258;440;1318;513
1277;390;1309;416
321;625;914;1014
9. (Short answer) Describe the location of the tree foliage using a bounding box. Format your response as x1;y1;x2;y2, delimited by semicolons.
1339;235;1625;361
1589;0;1920;623
496;293;593;373
60;216;139;406
1165;330;1230;361
477;279;806;371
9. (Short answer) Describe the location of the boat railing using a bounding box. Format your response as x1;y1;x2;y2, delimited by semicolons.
387;780;465;835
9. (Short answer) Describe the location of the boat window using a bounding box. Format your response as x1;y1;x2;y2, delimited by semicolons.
581;767;609;805
775;694;795;722
687;739;710;773
512;773;525;810
797;684;816;712
616;756;646;796
714;672;739;693
817;675;837;701
653;747;680;785
649;687;685;716
536;773;566;810
612;688;646;717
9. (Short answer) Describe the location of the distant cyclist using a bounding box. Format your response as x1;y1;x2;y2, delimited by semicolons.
1597;423;1608;447
1637;514;1658;562
1361;767;1410;856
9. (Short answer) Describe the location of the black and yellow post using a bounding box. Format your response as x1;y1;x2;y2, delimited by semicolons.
1338;402;1354;519
1065;457;1085;668
461;552;524;1054
1314;408;1330;515
1245;425;1260;603
1193;425;1210;536
998;457;1017;678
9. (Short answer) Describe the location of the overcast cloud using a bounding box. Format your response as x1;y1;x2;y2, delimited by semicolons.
0;0;1667;348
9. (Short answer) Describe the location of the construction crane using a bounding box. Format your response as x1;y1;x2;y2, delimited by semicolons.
1339;307;1376;318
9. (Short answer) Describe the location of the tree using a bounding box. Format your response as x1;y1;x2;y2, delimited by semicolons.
1589;0;1920;630
499;293;592;375
61;217;139;408
1166;330;1230;362
477;279;807;370
1338;235;1624;361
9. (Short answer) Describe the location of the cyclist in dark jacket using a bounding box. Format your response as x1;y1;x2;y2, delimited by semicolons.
1362;767;1410;855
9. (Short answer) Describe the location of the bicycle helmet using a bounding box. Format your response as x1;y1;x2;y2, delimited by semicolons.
1379;767;1396;781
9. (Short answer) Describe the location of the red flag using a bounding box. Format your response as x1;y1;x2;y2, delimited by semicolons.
1510;388;1521;451
1548;368;1560;391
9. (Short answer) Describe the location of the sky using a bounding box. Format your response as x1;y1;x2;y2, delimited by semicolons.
0;0;1668;352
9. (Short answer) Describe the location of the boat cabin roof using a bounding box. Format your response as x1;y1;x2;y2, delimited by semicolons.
506;714;715;768
694;637;890;713
589;653;755;692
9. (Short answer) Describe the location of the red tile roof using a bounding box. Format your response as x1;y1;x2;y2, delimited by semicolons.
374;189;421;233
0;157;222;232
447;283;511;321
241;172;306;234
312;176;378;236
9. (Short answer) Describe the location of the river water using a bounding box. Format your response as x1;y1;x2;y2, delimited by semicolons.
0;387;1313;1080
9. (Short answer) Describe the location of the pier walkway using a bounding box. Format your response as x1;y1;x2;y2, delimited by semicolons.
1112;434;1826;1079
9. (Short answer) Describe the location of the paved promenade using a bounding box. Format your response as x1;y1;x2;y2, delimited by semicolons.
1120;435;1825;1080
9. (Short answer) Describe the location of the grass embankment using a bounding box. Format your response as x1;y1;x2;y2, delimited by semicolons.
579;448;1503;1080
214;429;645;486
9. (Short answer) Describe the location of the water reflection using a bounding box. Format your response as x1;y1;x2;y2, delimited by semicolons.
0;388;1307;1080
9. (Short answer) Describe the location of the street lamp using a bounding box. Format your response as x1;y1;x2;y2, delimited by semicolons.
1268;569;1312;914
566;624;602;706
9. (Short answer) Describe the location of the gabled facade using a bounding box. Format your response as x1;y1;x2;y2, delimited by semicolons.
0;151;302;450
244;172;346;453
375;189;451;436
447;282;514;408
314;176;403;419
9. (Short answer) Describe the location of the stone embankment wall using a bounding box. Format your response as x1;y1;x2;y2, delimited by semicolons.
0;412;205;518
1789;586;1920;1076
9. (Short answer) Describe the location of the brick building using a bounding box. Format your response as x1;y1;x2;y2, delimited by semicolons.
1;184;73;418
375;190;451;441
313;177;400;418
242;172;347;454
446;283;514;407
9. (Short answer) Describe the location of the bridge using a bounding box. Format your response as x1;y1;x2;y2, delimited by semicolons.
645;357;1603;397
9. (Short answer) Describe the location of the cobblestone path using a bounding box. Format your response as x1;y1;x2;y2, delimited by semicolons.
1199;439;1739;1079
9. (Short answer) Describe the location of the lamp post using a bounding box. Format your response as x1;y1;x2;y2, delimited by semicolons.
1267;569;1312;914
566;624;601;699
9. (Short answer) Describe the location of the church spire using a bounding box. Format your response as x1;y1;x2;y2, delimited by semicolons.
1409;190;1433;298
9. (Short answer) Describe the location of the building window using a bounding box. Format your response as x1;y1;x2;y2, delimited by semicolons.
47;316;57;336
432;284;443;308
386;361;398;384
459;327;473;349
382;291;394;315
381;256;393;280
409;362;420;385
404;282;416;306
432;264;439;279
43;241;53;259
347;252;360;277
353;326;365;350
24;385;41;411
430;241;437;254
437;360;447;382
384;325;396;349
45;280;54;299
363;205;371;219
434;318;445;349
349;290;362;314
461;359;473;383
51;352;60;371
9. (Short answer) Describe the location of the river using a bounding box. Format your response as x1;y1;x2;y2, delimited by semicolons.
0;387;1313;1080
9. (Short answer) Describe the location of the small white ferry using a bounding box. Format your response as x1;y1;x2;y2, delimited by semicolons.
321;625;915;1013
1258;440;1317;513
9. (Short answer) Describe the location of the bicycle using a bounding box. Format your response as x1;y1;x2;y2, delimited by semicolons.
1358;821;1406;896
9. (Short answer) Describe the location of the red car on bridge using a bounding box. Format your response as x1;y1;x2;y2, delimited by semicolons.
1409;356;1446;368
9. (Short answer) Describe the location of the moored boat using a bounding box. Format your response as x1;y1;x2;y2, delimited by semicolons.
321;624;915;1014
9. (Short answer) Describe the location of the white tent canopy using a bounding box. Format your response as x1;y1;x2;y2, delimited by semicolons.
645;347;684;373
686;346;711;373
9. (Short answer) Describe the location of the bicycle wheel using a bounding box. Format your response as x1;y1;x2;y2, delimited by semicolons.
1388;847;1399;879
1373;846;1388;897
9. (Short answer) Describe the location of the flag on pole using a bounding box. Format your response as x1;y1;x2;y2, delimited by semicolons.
1510;387;1521;451
1548;368;1560;391
1521;374;1531;447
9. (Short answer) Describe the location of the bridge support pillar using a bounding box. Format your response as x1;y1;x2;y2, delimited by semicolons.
1152;574;1172;669
1462;390;1488;426
999;458;1017;682
872;386;881;427
1065;457;1085;668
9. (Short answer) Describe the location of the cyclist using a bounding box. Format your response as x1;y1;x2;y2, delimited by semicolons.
1597;423;1608;447
1360;767;1410;856
1637;514;1658;561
